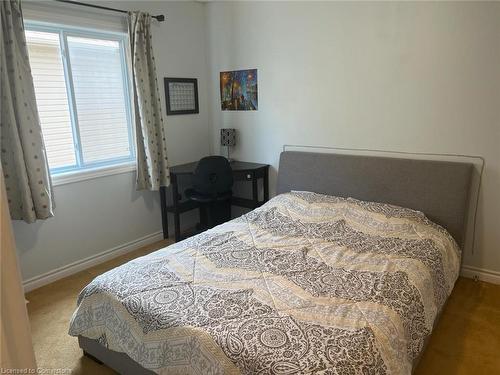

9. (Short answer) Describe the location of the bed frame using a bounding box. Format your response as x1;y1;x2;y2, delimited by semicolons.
79;150;474;374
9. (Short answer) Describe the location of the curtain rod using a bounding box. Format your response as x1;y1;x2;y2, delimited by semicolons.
53;0;166;22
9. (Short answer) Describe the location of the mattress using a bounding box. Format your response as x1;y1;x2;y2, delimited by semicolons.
68;191;461;374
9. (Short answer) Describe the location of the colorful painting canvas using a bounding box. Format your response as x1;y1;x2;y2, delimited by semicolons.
220;69;258;111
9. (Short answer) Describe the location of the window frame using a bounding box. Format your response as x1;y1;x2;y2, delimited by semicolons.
25;21;136;183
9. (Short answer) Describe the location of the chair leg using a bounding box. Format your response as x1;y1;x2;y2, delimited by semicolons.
198;205;208;230
208;200;231;227
224;200;231;221
206;202;215;229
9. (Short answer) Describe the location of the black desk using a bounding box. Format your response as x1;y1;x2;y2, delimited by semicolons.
160;160;270;242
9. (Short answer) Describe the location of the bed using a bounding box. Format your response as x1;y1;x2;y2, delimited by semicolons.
69;151;473;374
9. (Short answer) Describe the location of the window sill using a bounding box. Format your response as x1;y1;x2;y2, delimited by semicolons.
51;162;136;186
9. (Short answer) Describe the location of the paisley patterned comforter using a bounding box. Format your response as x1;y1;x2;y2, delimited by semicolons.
69;191;461;374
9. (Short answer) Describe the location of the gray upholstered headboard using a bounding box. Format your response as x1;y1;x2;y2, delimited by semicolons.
277;151;473;247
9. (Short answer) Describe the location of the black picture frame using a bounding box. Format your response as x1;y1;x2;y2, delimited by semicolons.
164;77;199;115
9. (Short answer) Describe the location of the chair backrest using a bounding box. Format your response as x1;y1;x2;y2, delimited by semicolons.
192;156;233;195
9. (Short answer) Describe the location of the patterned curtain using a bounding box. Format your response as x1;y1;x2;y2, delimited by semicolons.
0;0;55;223
128;11;170;191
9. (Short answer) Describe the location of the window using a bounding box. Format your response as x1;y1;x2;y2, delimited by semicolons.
25;24;135;177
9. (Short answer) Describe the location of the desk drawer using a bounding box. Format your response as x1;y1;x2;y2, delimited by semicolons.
233;171;254;181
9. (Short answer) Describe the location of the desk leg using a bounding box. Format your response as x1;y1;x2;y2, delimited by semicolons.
252;175;258;206
171;174;181;242
159;186;168;239
263;167;269;202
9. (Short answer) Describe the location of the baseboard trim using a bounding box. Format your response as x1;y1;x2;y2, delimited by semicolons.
23;231;165;293
461;265;500;285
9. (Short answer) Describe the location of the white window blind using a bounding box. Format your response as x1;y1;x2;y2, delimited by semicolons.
67;36;132;164
26;30;76;169
25;24;134;175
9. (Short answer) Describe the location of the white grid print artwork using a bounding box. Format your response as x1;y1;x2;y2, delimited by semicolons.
168;82;196;111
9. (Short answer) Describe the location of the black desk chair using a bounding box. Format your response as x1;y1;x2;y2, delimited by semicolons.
185;156;233;230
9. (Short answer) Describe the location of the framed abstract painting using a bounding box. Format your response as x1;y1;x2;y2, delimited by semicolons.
220;69;258;111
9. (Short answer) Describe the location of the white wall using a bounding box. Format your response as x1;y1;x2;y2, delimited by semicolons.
14;1;210;283
15;1;500;284
205;2;500;274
